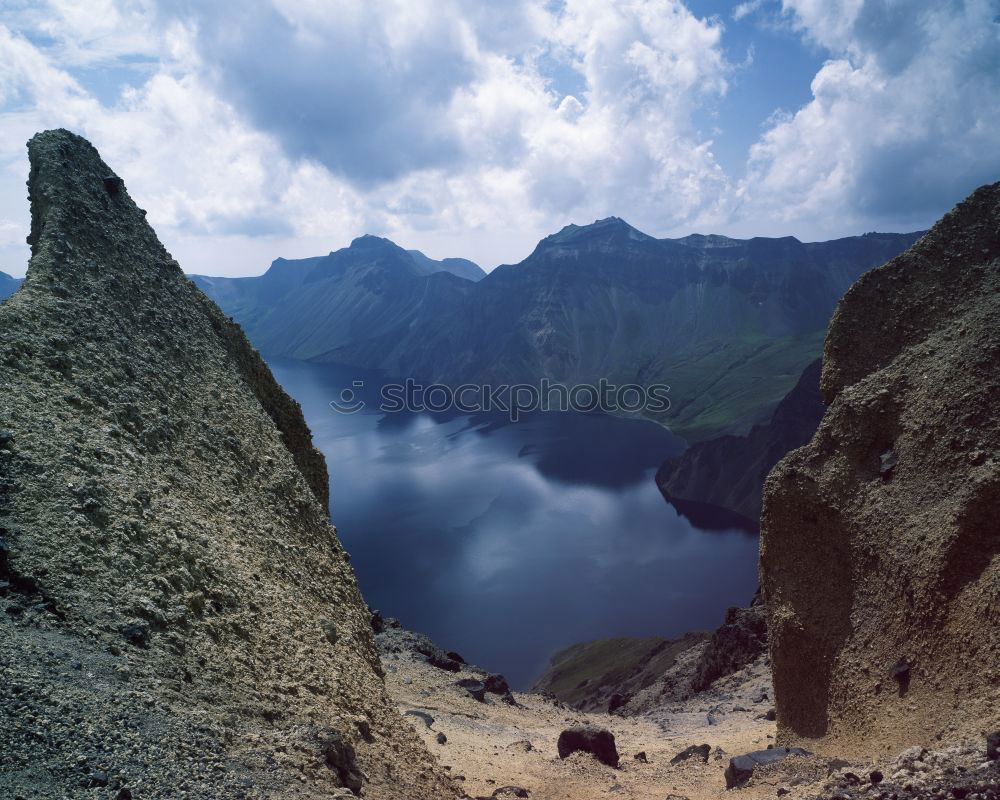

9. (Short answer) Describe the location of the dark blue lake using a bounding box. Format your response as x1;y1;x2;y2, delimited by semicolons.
268;359;759;688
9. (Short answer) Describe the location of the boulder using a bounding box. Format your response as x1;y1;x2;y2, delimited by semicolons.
556;725;619;768
671;744;711;765
456;678;487;702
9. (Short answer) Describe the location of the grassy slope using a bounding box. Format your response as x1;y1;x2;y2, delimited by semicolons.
532;632;709;709
646;330;827;441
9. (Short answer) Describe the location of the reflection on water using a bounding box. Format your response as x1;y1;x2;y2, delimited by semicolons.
268;358;759;688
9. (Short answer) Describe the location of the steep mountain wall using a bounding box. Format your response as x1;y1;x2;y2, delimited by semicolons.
657;358;825;525
760;183;1000;756
197;217;919;441
0;130;457;799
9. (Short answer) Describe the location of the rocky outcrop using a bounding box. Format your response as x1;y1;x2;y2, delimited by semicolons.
690;604;768;693
0;130;456;799
760;182;1000;755
657;358;824;526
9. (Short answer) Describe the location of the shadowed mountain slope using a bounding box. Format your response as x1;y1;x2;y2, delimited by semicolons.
656;358;825;526
196;217;920;441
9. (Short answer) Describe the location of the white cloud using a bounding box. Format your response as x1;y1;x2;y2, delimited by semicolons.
738;0;1000;234
732;0;766;21
1;0;998;277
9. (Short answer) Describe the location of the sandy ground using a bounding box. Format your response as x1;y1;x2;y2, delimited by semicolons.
383;646;816;800
382;639;998;800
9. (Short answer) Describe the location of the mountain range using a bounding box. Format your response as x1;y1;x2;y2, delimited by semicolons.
0;270;22;300
193;220;922;440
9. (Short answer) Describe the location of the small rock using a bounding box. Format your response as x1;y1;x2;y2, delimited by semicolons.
456;678;487;702
725;747;811;789
827;759;851;775
369;609;384;634
354;718;373;742
88;772;109;788
436;732;447;745
777;789;790;796
320;730;363;795
103;176;123;196
116;789;133;800
879;447;898;479
751;688;769;704
120;623;150;648
404;710;434;728
320;619;339;646
446;650;466;664
869;770;884;784
987;731;999;760
492;787;529;798
671;744;711;765
418;645;461;672
484;673;510;695
0;431;13;447
890;657;911;692
608;692;630;713
557;725;619;768
634;751;648;763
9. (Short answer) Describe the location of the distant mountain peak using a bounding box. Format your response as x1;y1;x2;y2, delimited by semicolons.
349;233;403;250
672;233;742;249
538;216;655;253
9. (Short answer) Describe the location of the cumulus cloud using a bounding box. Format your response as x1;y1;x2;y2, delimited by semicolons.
1;0;999;277
740;0;1000;232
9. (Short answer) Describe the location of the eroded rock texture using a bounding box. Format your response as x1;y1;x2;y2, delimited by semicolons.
760;182;1000;755
0;130;457;799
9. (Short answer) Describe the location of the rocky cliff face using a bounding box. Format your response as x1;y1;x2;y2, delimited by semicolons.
657;358;825;526
760;183;1000;756
0;130;456;799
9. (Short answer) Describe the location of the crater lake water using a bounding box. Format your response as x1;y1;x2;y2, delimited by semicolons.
268;358;759;688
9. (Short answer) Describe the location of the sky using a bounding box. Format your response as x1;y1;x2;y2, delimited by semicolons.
1;0;998;278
